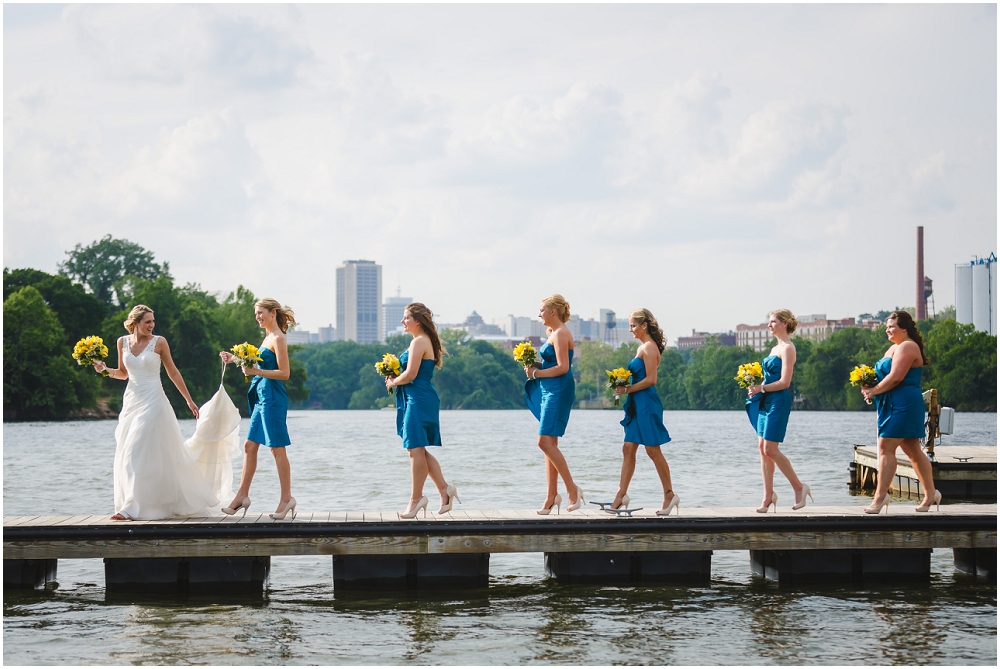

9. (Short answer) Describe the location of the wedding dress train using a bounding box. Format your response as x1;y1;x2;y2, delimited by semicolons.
113;336;238;519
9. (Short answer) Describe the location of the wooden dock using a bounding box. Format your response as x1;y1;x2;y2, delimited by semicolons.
851;445;997;499
5;505;996;590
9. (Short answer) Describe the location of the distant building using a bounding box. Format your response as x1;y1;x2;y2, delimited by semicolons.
336;260;382;344
286;330;311;346
737;314;859;351
676;329;737;350
507;315;547;340
462;311;505;337
383;292;412;340
956;253;997;335
318;324;337;343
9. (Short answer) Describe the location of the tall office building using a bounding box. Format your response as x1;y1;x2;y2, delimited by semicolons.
336;260;383;343
383;290;412;340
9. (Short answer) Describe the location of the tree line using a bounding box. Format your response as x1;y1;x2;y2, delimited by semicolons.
4;236;995;419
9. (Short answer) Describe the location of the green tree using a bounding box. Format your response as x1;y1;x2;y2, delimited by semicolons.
3;268;107;346
794;328;887;410
58;235;169;309
3;286;95;419
434;337;524;409
656;347;689;409
684;338;759;410
573;340;639;403
921;319;997;411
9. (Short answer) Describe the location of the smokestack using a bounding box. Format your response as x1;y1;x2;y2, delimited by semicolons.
916;226;926;320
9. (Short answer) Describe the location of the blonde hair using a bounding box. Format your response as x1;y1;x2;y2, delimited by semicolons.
541;294;571;323
124;304;154;334
770;309;798;335
256;298;296;334
405;302;446;367
630;308;666;353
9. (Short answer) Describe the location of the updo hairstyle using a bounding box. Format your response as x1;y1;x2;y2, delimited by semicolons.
404;302;446;368
889;310;930;365
630;308;666;353
769;308;799;335
256;298;297;334
542;294;571;323
124;304;154;334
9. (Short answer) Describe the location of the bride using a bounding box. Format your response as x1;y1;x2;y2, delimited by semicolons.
94;304;239;520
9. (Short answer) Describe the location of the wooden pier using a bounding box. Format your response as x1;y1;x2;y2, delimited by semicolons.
851;445;997;499
5;505;996;591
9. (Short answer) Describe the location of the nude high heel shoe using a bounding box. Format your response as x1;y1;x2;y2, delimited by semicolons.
611;494;630;511
222;497;251;518
438;485;461;514
269;497;297;520
399;496;428;519
536;493;562;515
791;484;813;511
914;490;941;512
566;492;586;512
656;493;680;516
756;492;778;514
864;496;890;514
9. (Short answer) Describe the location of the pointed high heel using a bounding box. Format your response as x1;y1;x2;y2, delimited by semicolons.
864;496;890;514
438;485;461;514
610;494;630;511
222;496;251;518
566;492;586;512
791;484;813;511
269;497;297;520
536;493;562;515
756;492;778;513
399;496;428;519
656;493;680;516
914;490;942;512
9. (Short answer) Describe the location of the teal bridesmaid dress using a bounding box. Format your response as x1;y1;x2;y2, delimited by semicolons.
395;350;442;449
246;347;290;447
873;357;925;438
525;342;575;437
621;355;671;446
745;355;791;443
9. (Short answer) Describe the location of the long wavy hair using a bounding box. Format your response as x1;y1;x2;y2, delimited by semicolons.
630;308;666;353
256;298;296;333
405;302;445;368
890;310;930;365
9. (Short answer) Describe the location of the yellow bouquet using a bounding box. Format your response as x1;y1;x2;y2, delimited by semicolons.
231;342;263;383
605;367;632;406
734;361;764;389
72;335;110;376
849;364;878;405
375;353;402;394
512;341;537;368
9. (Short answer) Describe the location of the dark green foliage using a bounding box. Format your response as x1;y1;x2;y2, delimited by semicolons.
3;286;97;419
920;319;997;411
434;338;524;409
58;234;169;309
796;328;887;411
3;268;107;346
656;348;690;409
573;340;640;402
683;338;761;410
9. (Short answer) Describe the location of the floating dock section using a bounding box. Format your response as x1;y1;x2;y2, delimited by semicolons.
4;505;996;592
851;445;997;499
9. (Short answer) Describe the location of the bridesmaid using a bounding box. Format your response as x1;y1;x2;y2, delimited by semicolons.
524;294;583;514
745;309;811;512
861;310;939;513
611;309;678;515
219;298;297;520
386;303;458;518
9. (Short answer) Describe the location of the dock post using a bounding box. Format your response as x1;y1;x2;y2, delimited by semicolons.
543;551;712;584
953;548;997;579
104;556;270;593
750;549;931;584
3;559;58;589
332;553;489;590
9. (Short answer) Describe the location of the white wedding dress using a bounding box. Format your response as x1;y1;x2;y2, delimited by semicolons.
113;335;239;519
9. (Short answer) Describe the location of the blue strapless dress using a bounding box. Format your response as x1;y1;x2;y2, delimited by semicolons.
246;347;290;447
395;350;442;449
621;356;671;447
874;357;925;439
745;355;791;443
525;342;575;437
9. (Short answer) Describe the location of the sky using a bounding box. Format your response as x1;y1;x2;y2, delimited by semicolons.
4;3;997;342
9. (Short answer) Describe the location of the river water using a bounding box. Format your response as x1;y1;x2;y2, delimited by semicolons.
3;410;997;664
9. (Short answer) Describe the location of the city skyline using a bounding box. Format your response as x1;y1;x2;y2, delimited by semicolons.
4;4;996;342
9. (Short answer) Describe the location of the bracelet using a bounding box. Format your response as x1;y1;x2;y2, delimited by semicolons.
760;384;766;394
